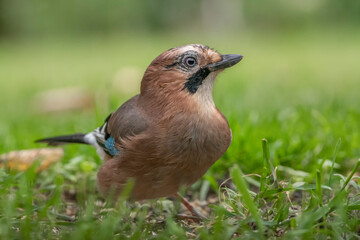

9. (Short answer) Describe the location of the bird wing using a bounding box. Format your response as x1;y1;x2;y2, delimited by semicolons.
108;95;150;142
89;95;149;157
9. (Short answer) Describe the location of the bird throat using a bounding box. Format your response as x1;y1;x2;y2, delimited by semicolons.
183;68;210;94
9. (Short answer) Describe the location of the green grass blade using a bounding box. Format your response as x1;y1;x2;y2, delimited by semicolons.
260;139;270;193
262;138;271;174
316;169;323;207
340;159;360;192
230;165;264;238
328;138;342;187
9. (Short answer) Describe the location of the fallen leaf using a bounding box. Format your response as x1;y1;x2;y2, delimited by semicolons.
32;87;94;113
0;148;64;171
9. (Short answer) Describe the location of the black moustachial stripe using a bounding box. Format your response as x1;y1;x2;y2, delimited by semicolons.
183;67;210;94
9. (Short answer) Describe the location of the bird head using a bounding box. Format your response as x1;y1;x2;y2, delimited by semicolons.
140;44;243;107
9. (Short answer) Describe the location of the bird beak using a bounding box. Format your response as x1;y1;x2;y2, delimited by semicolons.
206;54;243;72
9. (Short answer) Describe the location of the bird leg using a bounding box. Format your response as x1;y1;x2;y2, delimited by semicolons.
174;193;208;220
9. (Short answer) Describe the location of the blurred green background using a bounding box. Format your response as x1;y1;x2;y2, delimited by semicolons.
1;0;360;37
1;0;360;175
1;2;360;238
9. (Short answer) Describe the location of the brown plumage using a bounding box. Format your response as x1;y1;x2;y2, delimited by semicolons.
37;44;243;205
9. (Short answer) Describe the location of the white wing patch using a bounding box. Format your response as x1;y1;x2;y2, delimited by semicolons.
84;118;120;161
84;131;107;161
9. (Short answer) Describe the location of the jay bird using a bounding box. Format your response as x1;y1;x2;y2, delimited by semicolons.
37;44;243;217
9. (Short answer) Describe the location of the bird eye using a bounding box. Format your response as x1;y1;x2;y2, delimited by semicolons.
184;57;197;68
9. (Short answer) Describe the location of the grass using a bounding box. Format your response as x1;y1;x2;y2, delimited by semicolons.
1;27;360;239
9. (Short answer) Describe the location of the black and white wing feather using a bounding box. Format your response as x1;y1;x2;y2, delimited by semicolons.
84;113;120;160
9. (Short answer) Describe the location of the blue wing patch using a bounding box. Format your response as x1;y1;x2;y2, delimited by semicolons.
105;136;120;156
92;113;120;157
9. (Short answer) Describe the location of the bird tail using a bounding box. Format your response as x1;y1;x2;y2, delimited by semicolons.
35;133;88;146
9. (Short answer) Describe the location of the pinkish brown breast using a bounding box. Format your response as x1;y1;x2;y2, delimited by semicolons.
97;101;232;200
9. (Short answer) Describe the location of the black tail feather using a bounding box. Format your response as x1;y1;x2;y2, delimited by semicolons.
35;133;87;146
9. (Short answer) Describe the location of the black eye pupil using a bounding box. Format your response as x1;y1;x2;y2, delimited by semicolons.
185;57;196;67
